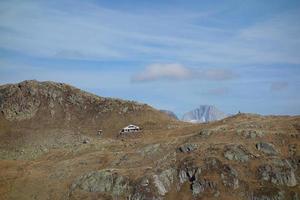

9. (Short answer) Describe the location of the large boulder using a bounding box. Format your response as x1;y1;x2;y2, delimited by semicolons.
256;142;278;156
178;143;198;153
224;145;250;162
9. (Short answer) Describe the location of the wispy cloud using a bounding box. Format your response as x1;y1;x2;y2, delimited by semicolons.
131;63;236;82
0;0;299;64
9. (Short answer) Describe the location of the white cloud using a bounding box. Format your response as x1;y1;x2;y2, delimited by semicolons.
131;63;236;82
131;63;192;82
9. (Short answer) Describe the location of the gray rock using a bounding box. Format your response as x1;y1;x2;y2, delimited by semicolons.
256;142;278;156
178;159;200;184
130;177;161;200
198;129;213;137
224;145;250;162
71;170;131;197
153;168;176;196
191;181;205;195
178;143;198;153
192;179;217;196
236;129;265;139
258;161;297;187
221;165;239;189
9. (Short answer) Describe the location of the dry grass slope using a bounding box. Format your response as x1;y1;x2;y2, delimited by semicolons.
0;81;299;200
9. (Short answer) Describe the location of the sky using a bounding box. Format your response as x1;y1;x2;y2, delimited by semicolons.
1;0;300;117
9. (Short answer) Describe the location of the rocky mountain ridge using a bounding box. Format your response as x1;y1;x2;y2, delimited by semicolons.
182;105;227;123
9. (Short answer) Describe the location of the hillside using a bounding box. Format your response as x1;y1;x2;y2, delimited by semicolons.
0;80;177;158
0;81;299;200
160;110;178;120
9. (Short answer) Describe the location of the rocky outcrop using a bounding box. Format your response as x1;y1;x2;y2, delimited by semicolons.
237;129;264;139
221;164;239;189
70;170;131;198
224;144;250;162
257;159;297;187
191;179;217;196
198;129;214;137
130;177;160;200
178;158;200;184
0;81;41;121
178;143;198;153
256;142;278;156
152;168;176;196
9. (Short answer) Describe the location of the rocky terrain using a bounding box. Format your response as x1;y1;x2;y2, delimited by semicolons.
0;80;299;200
182;105;227;123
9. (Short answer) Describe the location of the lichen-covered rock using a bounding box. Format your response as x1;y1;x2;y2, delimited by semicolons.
198;129;213;137
237;129;264;139
258;160;297;187
224;145;250;162
178;143;198;153
130;177;161;200
0;81;41;121
191;179;217;196
153;168;176;196
178;158;200;184
71;170;131;198
256;142;278;156
221;164;239;189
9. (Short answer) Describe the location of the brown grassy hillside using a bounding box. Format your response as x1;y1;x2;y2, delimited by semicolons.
0;81;299;200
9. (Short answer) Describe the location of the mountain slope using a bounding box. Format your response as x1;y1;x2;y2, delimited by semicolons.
182;105;227;123
159;109;178;120
0;80;177;152
0;81;299;200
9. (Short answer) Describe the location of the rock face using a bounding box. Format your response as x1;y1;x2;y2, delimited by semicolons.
182;105;227;123
152;169;176;196
70;170;131;197
159;110;178;120
0;81;41;121
224;144;250;162
258;160;297;187
256;142;278;155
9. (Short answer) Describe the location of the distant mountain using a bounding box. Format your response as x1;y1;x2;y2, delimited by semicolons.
182;105;227;123
160;109;178;120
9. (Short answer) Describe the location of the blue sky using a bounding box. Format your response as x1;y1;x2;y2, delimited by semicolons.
1;0;300;116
